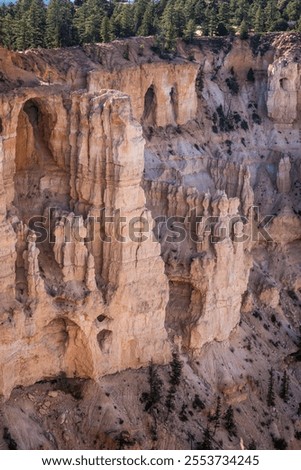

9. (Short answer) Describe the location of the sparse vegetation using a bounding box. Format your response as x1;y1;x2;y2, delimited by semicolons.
280;370;290;403
141;360;163;412
272;436;288;450
224;406;237;436
197;426;213;450
192;394;205;411
247;439;257;450
226;75;239;95
169;351;183;386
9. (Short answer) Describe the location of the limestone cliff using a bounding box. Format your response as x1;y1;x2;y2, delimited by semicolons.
0;33;301;450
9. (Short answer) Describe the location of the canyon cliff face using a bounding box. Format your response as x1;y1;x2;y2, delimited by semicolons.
0;34;301;450
0;81;170;398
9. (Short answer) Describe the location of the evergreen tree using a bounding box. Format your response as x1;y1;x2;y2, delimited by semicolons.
27;0;46;48
133;0;148;34
0;9;16;49
119;3;134;38
74;0;107;44
267;368;276;407
165;385;176;413
143;360;163;412
46;0;75;48
285;0;301;21
100;15;111;42
138;2;156;36
191;0;206;25
159;2;177;49
197;426;213;450
169;351;183;386
224;405;237;435
1;0;301;50
110;3;134;39
239;19;249;39
206;1;219;36
247;439;257;450
254;4;265;32
14;0;32;50
233;0;250;26
265;0;281;31
280;370;289;402
183;18;196;42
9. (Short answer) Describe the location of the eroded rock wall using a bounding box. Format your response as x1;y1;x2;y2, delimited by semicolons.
0;86;170;398
0;34;301;402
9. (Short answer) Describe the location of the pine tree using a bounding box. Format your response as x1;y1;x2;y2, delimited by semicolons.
119;3;134;38
267;368;276;407
247;439;257;450
239;19;249;39
143;360;163;412
254;5;265;32
197;426;213;450
183;18;196;42
27;0;46;48
46;0;75;48
285;0;301;21
280;370;289;402
0;11;16;49
133;0;148;34
165;385;176;413
232;0;249;26
224;405;237;435
206;1;219;36
14;0;32;50
138;1;156;36
74;0;106;44
169;351;183;386
191;0;206;25
265;0;281;31
100;15;111;42
159;2;177;50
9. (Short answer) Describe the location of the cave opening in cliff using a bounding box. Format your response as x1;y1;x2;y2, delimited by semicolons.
143;85;157;126
280;77;289;91
14;98;68;223
13;98;70;296
43;317;94;379
97;329;112;354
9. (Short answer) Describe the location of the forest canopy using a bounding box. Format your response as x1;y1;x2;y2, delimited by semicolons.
0;0;300;51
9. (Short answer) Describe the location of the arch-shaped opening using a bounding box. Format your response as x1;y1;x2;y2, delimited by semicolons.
15;98;54;173
42;317;94;378
170;85;178;123
280;78;289;91
142;85;157;126
14;98;68;223
97;329;112;354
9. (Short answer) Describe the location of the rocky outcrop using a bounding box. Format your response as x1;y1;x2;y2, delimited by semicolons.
88;62;199;127
0;33;301;413
0;86;170;398
267;61;299;124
